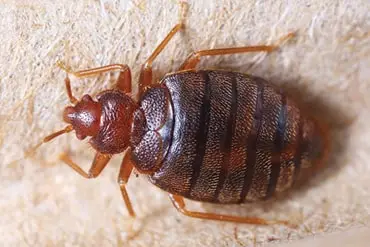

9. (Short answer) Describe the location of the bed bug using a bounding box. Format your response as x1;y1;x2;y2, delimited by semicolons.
37;21;329;226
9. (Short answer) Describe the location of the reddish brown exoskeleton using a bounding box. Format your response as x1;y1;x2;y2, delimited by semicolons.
37;20;329;226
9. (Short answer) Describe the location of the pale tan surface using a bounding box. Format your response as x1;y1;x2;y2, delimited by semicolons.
0;0;369;246
273;226;370;247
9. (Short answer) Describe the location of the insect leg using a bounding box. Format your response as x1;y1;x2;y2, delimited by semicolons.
179;32;295;70
117;149;136;217
138;23;184;97
169;194;296;227
59;151;111;178
57;61;132;93
64;75;78;104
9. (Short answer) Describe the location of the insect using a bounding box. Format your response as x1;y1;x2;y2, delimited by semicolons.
36;19;329;226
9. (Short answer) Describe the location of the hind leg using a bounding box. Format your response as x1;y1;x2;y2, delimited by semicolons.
179;32;295;70
169;194;296;227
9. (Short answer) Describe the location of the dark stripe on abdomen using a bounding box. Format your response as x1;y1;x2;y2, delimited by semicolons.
239;83;264;202
213;74;238;201
265;95;287;199
186;71;212;197
292;115;304;184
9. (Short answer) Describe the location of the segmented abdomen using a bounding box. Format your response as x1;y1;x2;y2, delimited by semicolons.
149;70;327;203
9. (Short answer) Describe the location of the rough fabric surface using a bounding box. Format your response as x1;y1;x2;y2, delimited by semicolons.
0;0;369;246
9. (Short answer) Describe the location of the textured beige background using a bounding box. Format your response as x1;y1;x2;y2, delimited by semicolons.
0;0;370;246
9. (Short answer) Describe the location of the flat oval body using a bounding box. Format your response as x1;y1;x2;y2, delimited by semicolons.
135;70;328;204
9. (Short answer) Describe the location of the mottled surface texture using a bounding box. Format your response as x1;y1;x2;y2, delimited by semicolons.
0;0;369;246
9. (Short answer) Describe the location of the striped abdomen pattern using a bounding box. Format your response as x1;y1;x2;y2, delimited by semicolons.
149;70;327;203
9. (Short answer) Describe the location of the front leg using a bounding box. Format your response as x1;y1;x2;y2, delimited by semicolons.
57;61;132;94
59;151;111;178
